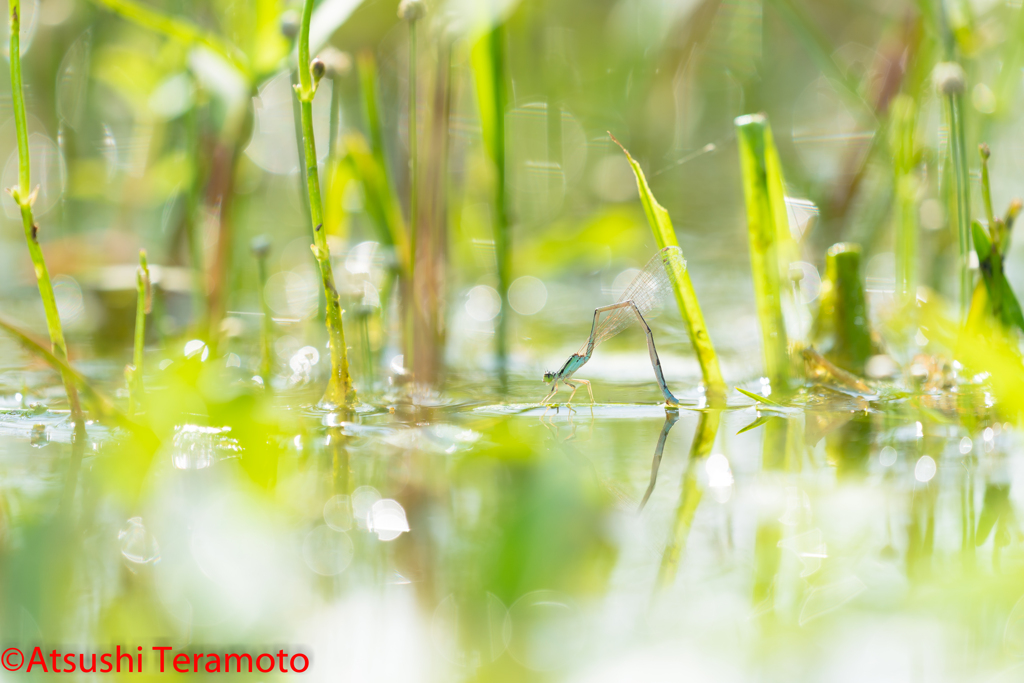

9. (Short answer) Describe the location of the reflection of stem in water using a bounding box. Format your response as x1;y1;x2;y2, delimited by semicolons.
753;416;801;613
907;483;937;580
655;409;721;592
825;412;872;477
761;416;791;471
961;453;976;568
638;411;681;512
58;422;88;515
329;426;349;495
977;482;1012;572
752;522;782;611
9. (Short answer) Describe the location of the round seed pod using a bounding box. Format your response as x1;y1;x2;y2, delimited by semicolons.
280;10;300;39
311;57;326;82
398;0;426;22
251;235;271;259
932;62;966;96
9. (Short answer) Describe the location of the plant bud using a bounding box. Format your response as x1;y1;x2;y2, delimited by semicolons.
311;58;326;83
280;10;300;39
1007;199;1023;227
933;62;966;96
980;143;990;160
251;235;271;259
398;0;426;22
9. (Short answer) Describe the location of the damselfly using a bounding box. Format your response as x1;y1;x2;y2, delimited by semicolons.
542;246;685;406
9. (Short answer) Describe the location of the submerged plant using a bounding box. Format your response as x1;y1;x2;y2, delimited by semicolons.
8;0;82;425
295;0;354;408
611;135;727;404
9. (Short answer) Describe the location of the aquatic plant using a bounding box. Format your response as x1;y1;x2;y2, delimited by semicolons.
294;0;354;408
127;250;150;416
934;62;972;322
812;243;873;376
611;136;726;404
251;237;274;388
890;95;920;303
735;114;795;394
472;23;511;380
8;0;82;424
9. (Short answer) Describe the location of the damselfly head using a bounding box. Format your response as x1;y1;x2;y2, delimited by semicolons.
543;371;555;383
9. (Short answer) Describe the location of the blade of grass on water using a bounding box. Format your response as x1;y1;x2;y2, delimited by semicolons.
610;134;727;405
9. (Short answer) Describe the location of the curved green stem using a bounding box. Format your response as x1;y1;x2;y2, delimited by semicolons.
296;0;354;408
9;0;83;425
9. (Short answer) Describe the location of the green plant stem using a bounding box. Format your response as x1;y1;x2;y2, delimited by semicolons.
296;0;354;408
0;313;154;444
183;102;208;327
811;243;872;376
735;114;793;393
978;147;1002;323
130;249;150;415
980;149;994;228
408;18;418;288
358;51;387;163
291;69;314;231
9;0;83;425
946;92;971;323
472;24;510;381
891;95;918;303
492;29;510;383
611;134;727;405
253;241;274;387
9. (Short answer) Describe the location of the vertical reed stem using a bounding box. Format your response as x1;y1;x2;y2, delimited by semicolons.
9;0;83;424
296;0;354;408
949;92;971;323
735;114;793;393
812;243;872;375
473;24;510;381
252;237;274;388
891;95;918;303
492;27;510;383
407;17;418;289
129;249;150;415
